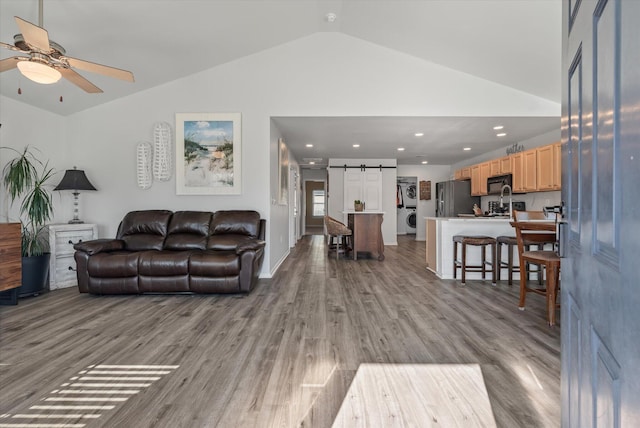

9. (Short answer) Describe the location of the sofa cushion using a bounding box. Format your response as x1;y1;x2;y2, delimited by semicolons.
139;251;191;275
164;211;212;250
87;251;142;277
117;210;172;251
210;210;260;238
189;251;240;276
207;234;256;251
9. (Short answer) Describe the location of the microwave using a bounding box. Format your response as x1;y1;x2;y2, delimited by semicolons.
487;174;512;195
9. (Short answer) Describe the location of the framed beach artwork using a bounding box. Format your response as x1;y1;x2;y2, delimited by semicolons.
175;113;241;195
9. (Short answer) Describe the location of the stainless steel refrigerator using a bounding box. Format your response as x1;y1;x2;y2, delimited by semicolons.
435;180;480;217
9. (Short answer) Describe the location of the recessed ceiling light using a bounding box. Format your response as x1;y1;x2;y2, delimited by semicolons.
309;161;315;165
464;147;471;151
353;144;360;148
305;144;313;148
414;132;424;137
421;161;428;164
493;125;504;130
397;148;405;151
496;133;507;137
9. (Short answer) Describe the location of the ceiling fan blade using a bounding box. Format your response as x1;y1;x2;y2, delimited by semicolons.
0;57;21;72
65;56;134;82
1;41;22;52
59;67;103;93
15;16;51;52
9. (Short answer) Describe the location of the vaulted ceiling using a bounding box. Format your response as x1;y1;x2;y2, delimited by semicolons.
0;0;562;165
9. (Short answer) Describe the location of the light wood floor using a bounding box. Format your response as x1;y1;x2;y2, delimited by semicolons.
0;235;560;428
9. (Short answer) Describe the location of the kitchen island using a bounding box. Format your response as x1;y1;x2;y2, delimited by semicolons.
425;216;516;281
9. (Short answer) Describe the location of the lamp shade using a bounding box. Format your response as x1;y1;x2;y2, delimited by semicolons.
17;61;62;84
54;168;97;191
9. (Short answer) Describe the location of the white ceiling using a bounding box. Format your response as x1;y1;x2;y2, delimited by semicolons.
0;0;562;166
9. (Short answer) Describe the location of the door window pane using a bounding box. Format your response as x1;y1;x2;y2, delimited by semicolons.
312;190;325;217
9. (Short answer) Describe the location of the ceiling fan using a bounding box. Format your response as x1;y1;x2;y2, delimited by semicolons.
0;0;134;93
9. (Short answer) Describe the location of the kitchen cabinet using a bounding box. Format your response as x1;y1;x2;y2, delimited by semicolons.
536;144;555;190
426;219;437;269
48;223;98;290
523;149;538;191
512;149;537;192
499;156;512;174
489;156;512;177
553;141;562;190
454;167;471;180
471;162;491;196
458;142;560;195
511;152;524;192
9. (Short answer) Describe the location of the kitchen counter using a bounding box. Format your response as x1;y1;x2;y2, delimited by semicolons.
425;217;517;281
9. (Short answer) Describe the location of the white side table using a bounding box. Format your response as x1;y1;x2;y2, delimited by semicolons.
47;223;98;290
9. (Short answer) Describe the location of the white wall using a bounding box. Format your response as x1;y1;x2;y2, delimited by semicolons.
397;164;452;241
1;32;560;276
0;97;71;224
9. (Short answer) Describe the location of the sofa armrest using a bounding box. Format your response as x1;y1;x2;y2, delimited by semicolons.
74;239;125;255
235;239;266;255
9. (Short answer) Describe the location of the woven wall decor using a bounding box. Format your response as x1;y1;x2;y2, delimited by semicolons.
136;141;153;189
153;122;172;181
419;180;431;200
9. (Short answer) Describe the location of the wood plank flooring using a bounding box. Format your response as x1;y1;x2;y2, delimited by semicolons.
0;235;560;428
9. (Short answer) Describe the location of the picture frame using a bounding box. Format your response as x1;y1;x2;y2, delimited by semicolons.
278;138;289;205
175;113;241;195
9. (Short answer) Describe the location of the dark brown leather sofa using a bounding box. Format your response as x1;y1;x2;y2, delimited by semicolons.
73;210;266;295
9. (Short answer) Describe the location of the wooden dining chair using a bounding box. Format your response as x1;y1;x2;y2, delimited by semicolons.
512;210;561;326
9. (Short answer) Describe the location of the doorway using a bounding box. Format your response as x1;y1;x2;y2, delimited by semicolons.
305;181;325;235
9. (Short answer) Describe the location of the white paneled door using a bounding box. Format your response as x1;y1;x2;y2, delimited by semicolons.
344;170;382;211
561;0;640;426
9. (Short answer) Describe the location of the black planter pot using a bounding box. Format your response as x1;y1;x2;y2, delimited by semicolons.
18;253;50;298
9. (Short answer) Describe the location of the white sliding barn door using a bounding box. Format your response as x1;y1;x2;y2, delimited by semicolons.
344;170;382;211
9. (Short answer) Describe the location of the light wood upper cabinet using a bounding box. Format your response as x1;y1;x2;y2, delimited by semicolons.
553;141;562;190
470;162;490;196
536;144;555;191
489;156;512;177
511;152;525;193
454;166;471;180
523;149;538;192
459;142;560;194
536;142;562;191
470;164;481;195
499;156;512;174
490;159;501;177
512;149;537;193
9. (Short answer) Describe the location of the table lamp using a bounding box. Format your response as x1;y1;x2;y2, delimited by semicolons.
54;167;97;224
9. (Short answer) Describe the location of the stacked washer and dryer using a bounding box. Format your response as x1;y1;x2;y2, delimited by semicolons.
397;177;417;235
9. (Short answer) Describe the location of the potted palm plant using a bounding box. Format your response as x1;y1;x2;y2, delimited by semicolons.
2;146;55;297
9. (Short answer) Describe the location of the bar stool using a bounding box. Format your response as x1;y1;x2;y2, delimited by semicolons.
496;235;518;285
496;235;548;285
453;235;496;285
324;215;352;259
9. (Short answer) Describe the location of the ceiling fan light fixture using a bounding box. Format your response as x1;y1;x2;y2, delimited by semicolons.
17;60;61;84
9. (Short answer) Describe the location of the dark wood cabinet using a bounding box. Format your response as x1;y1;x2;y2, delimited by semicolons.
0;223;22;292
347;213;385;261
